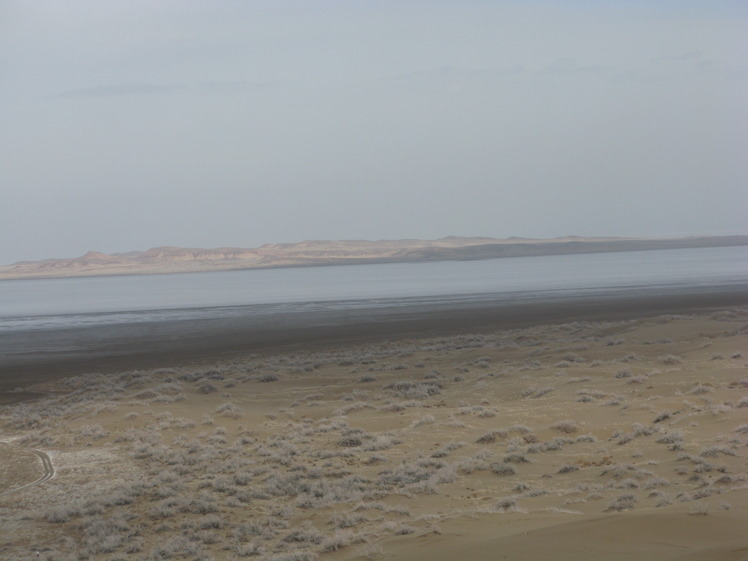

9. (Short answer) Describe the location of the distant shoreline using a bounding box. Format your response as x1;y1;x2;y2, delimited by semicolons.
2;234;747;281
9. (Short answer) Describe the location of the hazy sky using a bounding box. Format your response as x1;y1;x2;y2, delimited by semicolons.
1;1;746;264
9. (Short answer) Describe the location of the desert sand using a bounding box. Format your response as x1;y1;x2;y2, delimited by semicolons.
1;303;747;560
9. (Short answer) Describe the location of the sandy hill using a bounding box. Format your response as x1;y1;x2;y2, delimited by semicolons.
1;235;747;280
1;308;747;559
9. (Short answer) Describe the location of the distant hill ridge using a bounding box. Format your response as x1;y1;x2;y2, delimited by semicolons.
2;235;747;280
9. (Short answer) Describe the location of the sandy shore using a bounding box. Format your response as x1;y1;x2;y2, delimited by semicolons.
0;289;747;560
2;284;748;396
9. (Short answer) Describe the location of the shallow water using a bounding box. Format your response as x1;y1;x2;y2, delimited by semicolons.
1;245;746;333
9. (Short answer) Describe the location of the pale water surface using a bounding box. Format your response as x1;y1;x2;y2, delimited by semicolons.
1;246;747;333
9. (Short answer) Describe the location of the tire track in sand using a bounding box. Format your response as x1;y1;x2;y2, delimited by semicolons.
0;443;55;498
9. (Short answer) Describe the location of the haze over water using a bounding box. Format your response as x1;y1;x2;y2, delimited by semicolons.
1;246;747;333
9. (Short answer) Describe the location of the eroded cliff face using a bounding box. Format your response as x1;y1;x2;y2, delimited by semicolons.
137;247;262;262
1;235;746;280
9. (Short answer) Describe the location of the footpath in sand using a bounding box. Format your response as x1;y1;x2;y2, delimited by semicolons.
0;308;746;560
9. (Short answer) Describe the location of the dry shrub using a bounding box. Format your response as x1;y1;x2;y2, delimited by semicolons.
551;420;578;434
605;494;637;512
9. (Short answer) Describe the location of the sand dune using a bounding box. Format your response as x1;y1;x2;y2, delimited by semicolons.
393;511;748;561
